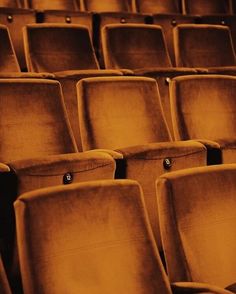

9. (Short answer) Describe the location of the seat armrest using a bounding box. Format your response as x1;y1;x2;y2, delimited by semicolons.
85;149;123;159
171;282;234;294
115;141;206;159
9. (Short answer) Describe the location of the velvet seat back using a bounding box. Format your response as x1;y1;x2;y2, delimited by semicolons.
77;77;171;151
182;0;232;15
25;0;80;10
82;0;132;12
0;24;20;72
24;24;99;72
0;79;77;163
170;75;236;142
135;0;180;14
174;24;236;68
102;24;172;69
157;164;236;289
15;180;172;294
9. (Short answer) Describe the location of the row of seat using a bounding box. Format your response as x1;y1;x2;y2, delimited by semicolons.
0;73;236;292
1;8;236;70
4;0;236;16
3;163;232;294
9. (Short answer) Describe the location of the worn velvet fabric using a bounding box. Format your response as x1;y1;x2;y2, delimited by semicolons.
78;76;171;150
182;0;232;15
135;0;180;14
0;8;35;70
82;0;133;12
77;76;207;248
174;24;236;70
0;79;76;163
0;24;20;72
152;15;198;66
24;24;99;72
170;75;236;163
157;164;236;290
25;0;80;10
15;180;171;294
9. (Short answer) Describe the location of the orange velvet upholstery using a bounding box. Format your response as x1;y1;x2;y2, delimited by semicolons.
0;79;116;291
77;76;207;249
182;0;232;15
135;0;181;14
25;0;80;10
81;0;133;12
15;180;172;294
157;164;236;291
101;23;197;133
0;8;36;70
153;14;199;66
174;24;236;74
24;24;100;72
170;74;236;163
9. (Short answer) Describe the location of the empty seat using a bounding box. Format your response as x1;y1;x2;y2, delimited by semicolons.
15;180;170;294
102;23;197;133
15;179;230;294
135;0;181;14
153;14;199;65
24;0;80;10
0;78;116;292
81;0;133;12
170;74;236;163
157;164;236;292
182;0;232;15
23;23;122;149
77;76;206;250
174;24;236;74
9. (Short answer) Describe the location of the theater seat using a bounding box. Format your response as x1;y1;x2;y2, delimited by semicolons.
170;74;236;163
23;24;122;149
0;0;20;7
77;76;206;250
101;23;197;134
135;0;181;14
0;79;116;292
157;164;236;292
182;0;232;15
174;24;236;74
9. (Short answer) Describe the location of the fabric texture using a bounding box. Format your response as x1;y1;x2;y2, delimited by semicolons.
135;0;180;14
15;180;171;294
25;0;80;10
170;74;236;163
157;164;236;290
82;0;133;12
182;0;232;15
